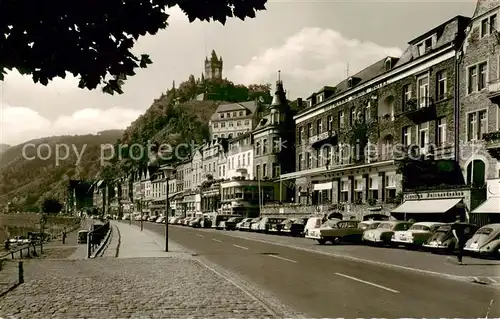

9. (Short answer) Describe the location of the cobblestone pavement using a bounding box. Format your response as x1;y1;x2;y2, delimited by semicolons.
0;258;278;318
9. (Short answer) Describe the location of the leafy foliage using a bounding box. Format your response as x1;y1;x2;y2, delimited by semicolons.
41;197;63;214
0;0;267;94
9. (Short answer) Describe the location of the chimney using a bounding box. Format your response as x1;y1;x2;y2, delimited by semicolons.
297;98;303;109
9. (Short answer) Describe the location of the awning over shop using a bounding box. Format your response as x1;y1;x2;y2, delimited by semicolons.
471;197;500;214
391;198;462;214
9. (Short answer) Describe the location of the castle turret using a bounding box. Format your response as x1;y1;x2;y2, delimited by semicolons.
204;50;223;80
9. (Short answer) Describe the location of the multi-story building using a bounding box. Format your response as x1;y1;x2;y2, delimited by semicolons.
460;0;500;225
252;79;297;202
226;133;254;180
209;100;264;139
219;82;291;216
279;16;471;220
200;139;227;213
174;159;192;217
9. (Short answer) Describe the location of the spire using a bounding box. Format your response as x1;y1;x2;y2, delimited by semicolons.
211;49;218;61
172;80;175;89
271;70;285;107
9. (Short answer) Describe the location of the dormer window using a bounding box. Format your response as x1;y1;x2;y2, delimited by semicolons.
481;14;497;38
317;94;324;103
417;36;434;56
220;113;224;119
348;77;353;88
385;58;392;71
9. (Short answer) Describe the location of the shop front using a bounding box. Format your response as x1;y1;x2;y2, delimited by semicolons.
470;179;500;226
391;187;485;223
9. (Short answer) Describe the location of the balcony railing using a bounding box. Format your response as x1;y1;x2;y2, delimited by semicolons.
483;131;500;160
400;97;436;123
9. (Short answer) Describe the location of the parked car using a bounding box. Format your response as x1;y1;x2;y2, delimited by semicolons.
250;217;264;232
306;219;362;245
264;217;286;233
303;217;323;237
211;215;236;229
423;222;478;253
224;217;244;230
200;217;212;228
176;218;185;225
362;221;413;245
392;222;446;248
189;217;203;228
148;215;157;222
358;220;382;231
464;223;500;257
280;218;308;237
240;218;258;231
155;216;165;223
183;217;195;226
236;218;252;230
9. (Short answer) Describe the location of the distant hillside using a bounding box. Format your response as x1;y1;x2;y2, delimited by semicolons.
0;130;123;210
0;144;10;154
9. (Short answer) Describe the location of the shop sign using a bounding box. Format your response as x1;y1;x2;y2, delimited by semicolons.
404;191;467;200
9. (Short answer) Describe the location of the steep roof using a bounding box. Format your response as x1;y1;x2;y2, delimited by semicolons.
210;101;260;121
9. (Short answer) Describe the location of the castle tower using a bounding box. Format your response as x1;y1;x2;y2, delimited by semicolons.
204;50;223;79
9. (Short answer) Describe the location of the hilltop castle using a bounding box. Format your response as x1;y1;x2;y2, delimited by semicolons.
204;50;223;80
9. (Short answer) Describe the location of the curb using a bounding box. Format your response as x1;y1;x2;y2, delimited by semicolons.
90;227;112;258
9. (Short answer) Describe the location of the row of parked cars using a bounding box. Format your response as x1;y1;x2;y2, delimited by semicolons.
148;214;500;258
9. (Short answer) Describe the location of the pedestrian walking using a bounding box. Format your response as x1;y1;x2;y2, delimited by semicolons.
451;217;466;265
62;231;67;245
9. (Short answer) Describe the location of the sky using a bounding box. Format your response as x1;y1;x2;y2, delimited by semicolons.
0;0;477;146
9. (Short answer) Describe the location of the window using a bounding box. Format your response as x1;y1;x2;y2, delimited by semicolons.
272;163;280;178
221;133;225;138
237;121;241;126
262;164;267;177
213;134;218;139
255;141;261;155
437;117;447;146
307;152;312;169
237;156;241;168
468;62;488;93
233;112;237;117
213;123;219;128
348;78;353;87
350;108;356;126
481;15;497;37
239;111;243;116
220;113;225;119
242;153;246;166
316;119;322;134
327;115;333;130
229;121;234;127
256;165;261;179
298;154;303;170
417;44;424;56
226;112;230;118
299;127;304;142
262;139;267;154
220;122;226;128
402;126;411;146
417;75;429;107
467;110;488;141
479;63;487;91
244;120;250;125
364;102;371;122
339;111;345;129
307;123;313;138
436;71;447;100
418;122;429;150
273;137;280;153
385;59;391;71
424;38;432;51
317;94;323;103
402;84;412;111
323;146;331;165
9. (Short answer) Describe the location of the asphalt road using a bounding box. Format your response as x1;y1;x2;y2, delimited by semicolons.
141;222;500;318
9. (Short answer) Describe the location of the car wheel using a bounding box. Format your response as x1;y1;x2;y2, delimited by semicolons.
331;237;340;245
317;239;326;245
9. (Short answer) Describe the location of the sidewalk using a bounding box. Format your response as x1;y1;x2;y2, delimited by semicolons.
0;221;284;318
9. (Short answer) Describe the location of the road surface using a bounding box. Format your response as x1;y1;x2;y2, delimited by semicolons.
140;222;500;318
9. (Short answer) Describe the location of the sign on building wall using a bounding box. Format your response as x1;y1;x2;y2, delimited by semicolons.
404;190;468;200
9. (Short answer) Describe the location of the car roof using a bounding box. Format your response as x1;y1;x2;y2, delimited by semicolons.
412;222;445;227
480;223;500;229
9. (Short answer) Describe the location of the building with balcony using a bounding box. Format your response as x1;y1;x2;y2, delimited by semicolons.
280;15;470;218
226;133;254;180
200;139;227;213
209;100;265;139
459;0;500;186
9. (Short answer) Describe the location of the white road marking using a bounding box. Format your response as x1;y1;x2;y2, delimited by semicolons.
335;272;399;293
233;244;248;250
196;234;204;238
267;254;297;263
212;238;222;243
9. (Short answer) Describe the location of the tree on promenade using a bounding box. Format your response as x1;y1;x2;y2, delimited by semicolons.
0;0;267;94
41;198;63;215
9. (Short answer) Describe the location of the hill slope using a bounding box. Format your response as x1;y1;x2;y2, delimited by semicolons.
0;130;123;210
0;144;10;154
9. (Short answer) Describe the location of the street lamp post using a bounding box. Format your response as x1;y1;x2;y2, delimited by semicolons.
163;167;174;252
